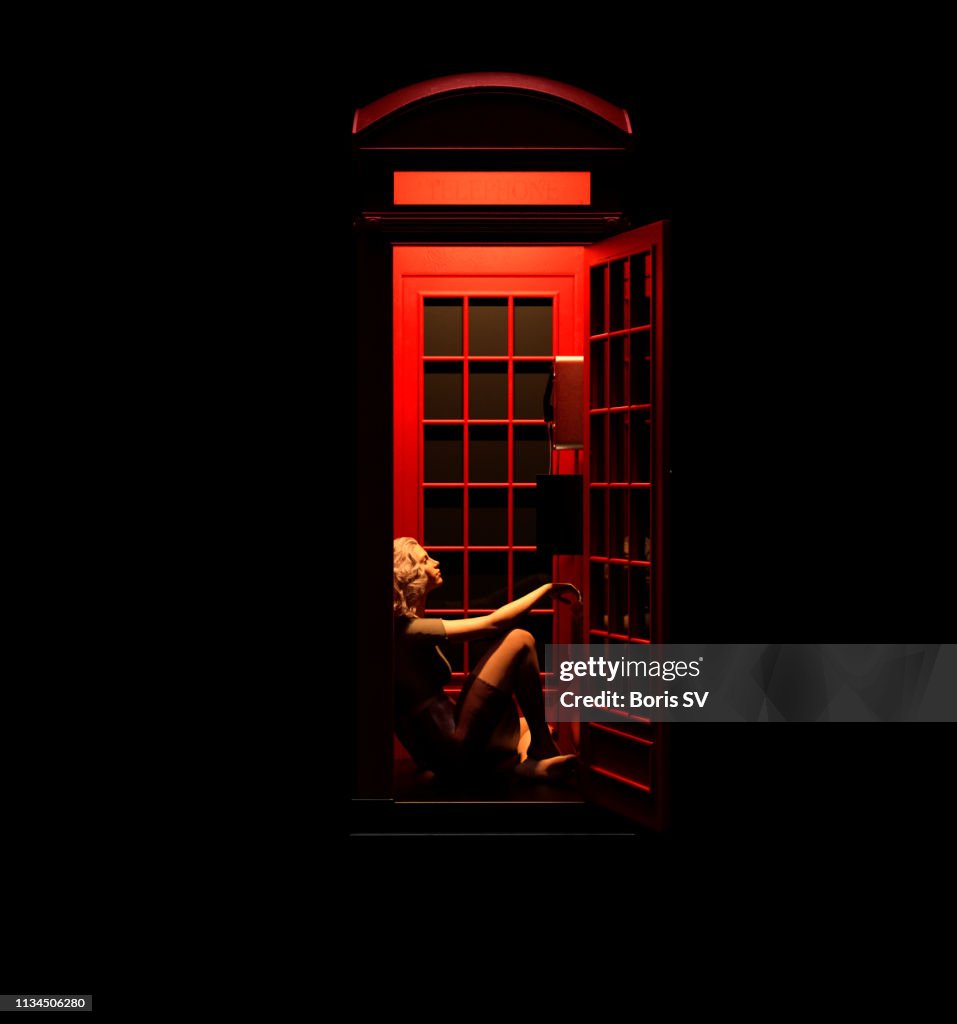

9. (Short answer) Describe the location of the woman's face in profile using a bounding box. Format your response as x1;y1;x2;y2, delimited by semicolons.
412;543;443;592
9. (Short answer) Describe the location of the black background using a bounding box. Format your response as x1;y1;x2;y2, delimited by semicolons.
0;31;947;1006
2;32;946;1008
338;48;951;845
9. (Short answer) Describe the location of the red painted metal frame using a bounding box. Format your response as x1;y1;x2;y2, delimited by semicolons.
355;73;632;135
591;722;654;746
589;765;652;794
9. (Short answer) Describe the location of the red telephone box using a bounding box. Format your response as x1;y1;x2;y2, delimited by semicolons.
354;74;669;831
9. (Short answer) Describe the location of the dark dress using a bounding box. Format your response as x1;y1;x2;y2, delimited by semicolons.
394;616;519;775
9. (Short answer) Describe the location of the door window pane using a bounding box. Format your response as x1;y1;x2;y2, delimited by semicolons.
514;364;552;420
424;365;462;419
629;567;651;639
609;412;627;483
468;425;507;482
609;336;625;407
468;363;507;419
513;549;551;595
590;415;606;482
468;551;508;608
590;488;606;557
629;253;651;327
514;298;553;355
424;488;463;546
590;561;608;632
513;488;537;546
424;298;463;355
630;414;651;483
590;265;605;336
629;332;650;406
514;425;549;481
468;298;507;355
590;340;606;408
608;563;627;635
630;489;650;563
469;488;508;545
610;488;628;559
424;425;463;481
609;259;625;333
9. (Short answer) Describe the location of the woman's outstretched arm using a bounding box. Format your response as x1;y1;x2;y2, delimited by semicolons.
442;583;580;640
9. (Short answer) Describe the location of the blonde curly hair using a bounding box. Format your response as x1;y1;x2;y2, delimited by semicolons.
393;537;427;619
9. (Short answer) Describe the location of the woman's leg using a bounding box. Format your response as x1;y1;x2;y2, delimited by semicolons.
464;629;563;761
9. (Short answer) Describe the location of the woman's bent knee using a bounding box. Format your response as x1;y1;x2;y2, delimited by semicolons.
507;628;535;652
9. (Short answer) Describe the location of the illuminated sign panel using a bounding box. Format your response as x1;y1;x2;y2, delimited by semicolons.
394;171;591;205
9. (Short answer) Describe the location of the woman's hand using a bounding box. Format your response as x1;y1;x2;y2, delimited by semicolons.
551;582;582;604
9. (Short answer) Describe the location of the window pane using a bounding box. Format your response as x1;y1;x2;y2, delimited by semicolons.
590;561;608;632
590;265;605;336
514;425;549;481
468;551;508;608
468;425;507;483
590;339;605;409
424;365;462;420
629;566;651;640
630;489;650;563
609;336;625;407
630;414;651;484
424;298;462;356
629;332;650;406
468;298;507;355
514;363;552;420
609;412;627;483
513;488;537;546
609;259;625;333
424;425;462;482
468;488;508;545
514;298;552;356
610;488;627;559
608;563;627;635
629;253;651;327
590;415;606;482
590;488;605;557
468;363;507;419
513;550;551;595
424;488;463;546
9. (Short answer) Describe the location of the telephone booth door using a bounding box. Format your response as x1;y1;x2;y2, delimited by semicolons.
580;222;669;830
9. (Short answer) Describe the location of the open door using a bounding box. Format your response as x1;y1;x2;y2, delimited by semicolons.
579;222;669;830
